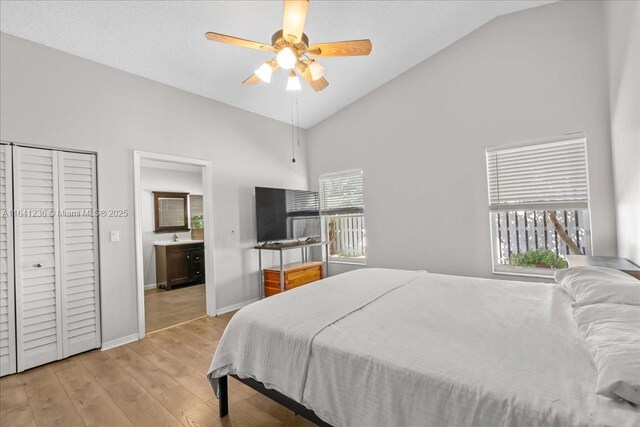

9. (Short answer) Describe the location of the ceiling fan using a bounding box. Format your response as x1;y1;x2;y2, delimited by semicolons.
204;0;372;92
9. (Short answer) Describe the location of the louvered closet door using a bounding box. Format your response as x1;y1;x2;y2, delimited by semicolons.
0;144;16;376
58;151;100;356
14;147;62;371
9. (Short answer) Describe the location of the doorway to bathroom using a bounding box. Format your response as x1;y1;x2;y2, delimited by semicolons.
133;151;215;337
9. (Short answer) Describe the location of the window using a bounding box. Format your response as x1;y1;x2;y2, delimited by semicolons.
486;134;591;276
319;170;366;264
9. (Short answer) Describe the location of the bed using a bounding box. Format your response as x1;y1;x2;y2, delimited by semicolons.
207;268;639;427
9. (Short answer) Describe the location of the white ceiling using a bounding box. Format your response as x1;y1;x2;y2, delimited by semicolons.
0;1;553;129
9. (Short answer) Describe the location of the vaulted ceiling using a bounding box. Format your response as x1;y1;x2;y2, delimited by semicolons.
0;1;553;128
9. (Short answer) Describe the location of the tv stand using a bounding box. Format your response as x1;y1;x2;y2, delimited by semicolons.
254;241;330;298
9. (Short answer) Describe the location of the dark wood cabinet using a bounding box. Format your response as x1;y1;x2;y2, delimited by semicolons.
155;242;205;290
190;247;205;284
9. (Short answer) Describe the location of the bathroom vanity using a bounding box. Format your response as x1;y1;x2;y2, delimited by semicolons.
154;240;205;290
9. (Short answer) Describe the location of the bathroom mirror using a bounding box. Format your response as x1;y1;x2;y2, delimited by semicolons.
153;191;189;232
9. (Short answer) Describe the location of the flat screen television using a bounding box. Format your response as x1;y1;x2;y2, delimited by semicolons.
255;186;321;243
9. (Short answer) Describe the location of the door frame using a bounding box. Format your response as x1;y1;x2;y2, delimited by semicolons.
132;150;216;339
0;143;16;375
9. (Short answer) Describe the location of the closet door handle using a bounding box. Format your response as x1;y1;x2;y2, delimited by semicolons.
35;263;42;268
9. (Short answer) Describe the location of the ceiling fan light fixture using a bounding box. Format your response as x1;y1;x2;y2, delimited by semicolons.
286;70;301;91
307;60;326;81
277;47;297;70
205;0;372;92
255;62;273;83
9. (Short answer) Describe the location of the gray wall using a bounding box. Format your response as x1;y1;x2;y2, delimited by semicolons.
0;33;309;345
307;1;618;278
604;1;640;264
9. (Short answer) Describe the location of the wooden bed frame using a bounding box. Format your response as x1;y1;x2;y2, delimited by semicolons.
218;374;333;427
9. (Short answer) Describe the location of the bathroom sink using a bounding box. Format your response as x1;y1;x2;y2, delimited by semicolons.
153;239;204;246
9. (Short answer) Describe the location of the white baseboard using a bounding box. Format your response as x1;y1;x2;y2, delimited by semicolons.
144;283;157;290
100;333;139;351
216;298;260;316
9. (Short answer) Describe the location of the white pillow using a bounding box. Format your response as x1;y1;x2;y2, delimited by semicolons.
573;303;640;405
554;266;640;306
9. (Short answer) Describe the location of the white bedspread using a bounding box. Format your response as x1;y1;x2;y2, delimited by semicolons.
208;269;640;427
208;268;427;401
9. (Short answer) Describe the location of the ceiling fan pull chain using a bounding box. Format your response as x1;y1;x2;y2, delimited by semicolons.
296;93;300;148
291;92;296;163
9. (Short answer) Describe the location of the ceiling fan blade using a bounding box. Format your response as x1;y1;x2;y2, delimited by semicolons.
242;74;262;85
205;32;274;52
307;40;372;57
282;0;309;43
307;76;329;92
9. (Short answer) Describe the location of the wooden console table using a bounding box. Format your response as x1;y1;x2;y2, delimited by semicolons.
566;255;640;280
254;241;330;298
263;262;324;297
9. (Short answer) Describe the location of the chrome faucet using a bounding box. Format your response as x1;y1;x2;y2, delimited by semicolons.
172;234;179;242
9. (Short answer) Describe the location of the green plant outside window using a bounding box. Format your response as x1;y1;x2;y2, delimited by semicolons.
509;249;568;269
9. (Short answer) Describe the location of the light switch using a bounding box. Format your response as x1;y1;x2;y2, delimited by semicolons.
110;230;120;242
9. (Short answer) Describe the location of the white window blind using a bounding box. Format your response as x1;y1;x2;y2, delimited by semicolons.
285;190;319;214
319;170;364;215
486;135;589;211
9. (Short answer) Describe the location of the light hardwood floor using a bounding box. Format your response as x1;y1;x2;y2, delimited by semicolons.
0;312;315;427
145;284;207;333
